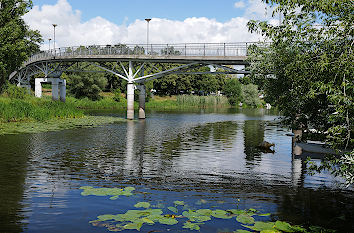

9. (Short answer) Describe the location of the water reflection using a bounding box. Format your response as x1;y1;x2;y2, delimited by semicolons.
0;111;353;232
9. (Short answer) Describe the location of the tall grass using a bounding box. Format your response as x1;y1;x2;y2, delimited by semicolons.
0;97;84;123
66;96;126;109
176;95;230;108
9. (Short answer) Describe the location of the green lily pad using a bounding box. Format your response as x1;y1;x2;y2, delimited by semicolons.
260;230;281;233
80;186;135;199
227;209;247;215
236;214;255;225
158;217;178;225
182;210;212;222
196;199;208;205
211;209;233;219
259;213;271;217
97;214;117;221
243;221;275;231
196;209;212;216
141;217;155;224
167;206;178;213
234;230;253;233
275;221;296;232
123;222;143;231
134;202;151;209
183;221;204;231
174;200;185;206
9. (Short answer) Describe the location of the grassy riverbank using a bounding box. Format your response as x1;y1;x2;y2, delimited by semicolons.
0;97;84;122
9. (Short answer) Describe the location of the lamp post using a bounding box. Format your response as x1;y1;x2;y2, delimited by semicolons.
48;38;52;52
145;18;151;54
52;24;57;54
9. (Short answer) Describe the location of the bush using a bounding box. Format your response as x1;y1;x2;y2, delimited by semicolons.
4;84;30;99
68;73;107;100
242;84;262;107
223;78;242;105
113;88;122;102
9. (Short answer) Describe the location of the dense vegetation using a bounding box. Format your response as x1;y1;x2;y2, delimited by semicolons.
0;0;42;92
247;0;353;185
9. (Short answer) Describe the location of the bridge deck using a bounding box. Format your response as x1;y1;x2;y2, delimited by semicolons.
23;43;258;66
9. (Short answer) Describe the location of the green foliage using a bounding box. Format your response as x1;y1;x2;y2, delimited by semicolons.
247;0;353;184
0;0;42;90
4;84;30;99
242;84;262;107
224;78;242;105
0;96;83;123
67;72;107;100
134;202;151;209
113;88;122;102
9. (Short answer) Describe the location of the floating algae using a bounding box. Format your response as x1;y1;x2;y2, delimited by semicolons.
0;116;125;135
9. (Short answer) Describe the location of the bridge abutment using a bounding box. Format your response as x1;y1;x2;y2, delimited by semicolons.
35;78;66;102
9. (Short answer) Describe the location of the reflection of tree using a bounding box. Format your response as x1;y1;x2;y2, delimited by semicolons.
0;136;28;232
243;120;265;162
277;189;354;232
158;121;238;157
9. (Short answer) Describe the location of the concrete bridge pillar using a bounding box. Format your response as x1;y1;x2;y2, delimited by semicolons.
138;84;146;119
59;79;66;102
35;78;42;98
127;82;135;120
51;78;59;101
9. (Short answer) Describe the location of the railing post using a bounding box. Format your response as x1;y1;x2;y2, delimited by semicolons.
203;44;205;56
185;44;187;56
224;43;226;56
245;42;248;56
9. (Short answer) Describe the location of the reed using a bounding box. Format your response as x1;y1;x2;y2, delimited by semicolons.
176;95;230;108
0;97;84;123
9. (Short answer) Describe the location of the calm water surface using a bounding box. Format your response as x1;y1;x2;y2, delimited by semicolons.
0;109;353;233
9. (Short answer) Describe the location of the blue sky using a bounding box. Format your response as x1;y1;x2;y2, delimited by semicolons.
25;0;274;48
32;0;248;25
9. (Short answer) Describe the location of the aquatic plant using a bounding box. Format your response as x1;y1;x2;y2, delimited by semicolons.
0;116;125;135
81;188;336;232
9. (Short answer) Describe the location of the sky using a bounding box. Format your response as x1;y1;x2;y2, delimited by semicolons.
24;0;278;49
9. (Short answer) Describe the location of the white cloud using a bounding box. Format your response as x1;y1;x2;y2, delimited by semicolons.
23;0;264;50
234;1;246;9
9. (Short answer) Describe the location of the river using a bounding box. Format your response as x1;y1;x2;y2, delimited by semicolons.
0;109;352;232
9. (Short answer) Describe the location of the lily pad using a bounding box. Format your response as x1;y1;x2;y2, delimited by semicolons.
227;209;247;215
183;221;204;231
234;230;253;233
167;206;178;213
174;200;185;206
80;186;135;199
123;222;143;231
243;221;275;231
211;209;233;219
134;202;151;209
158;217;178;225
97;214;117;221
236;214;255;225
196;209;212;216
259;213;271;217
275;221;296;232
182;210;212;222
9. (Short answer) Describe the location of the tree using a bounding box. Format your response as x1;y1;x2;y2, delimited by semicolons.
66;72;107;100
242;84;262;107
247;0;353;185
223;78;242;105
0;0;42;91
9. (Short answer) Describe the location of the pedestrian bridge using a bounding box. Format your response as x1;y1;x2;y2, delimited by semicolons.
9;42;263;119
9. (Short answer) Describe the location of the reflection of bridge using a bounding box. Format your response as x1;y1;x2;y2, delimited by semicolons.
9;42;260;119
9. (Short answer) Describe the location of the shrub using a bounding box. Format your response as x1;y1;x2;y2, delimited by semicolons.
113;88;122;102
223;78;242;105
242;84;262;107
68;73;107;100
4;84;30;99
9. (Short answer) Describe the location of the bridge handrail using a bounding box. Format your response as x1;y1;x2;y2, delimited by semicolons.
24;42;269;66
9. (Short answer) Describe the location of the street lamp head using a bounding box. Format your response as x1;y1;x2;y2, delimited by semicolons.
145;18;151;22
52;24;57;27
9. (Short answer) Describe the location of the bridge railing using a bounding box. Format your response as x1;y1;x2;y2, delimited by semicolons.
25;42;267;65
